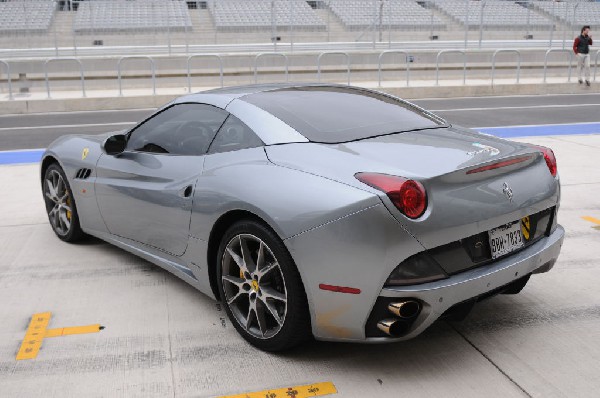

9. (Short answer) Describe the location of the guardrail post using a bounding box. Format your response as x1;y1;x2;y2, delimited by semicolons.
436;50;467;86
254;53;289;84
378;50;410;87
543;49;573;84
0;60;13;100
117;56;156;97
594;50;600;82
44;58;86;99
491;49;522;86
317;52;350;86
187;54;223;91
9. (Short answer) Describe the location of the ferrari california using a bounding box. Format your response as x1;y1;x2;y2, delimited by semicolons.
40;84;564;351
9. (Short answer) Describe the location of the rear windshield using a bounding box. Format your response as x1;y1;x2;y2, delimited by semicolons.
242;86;446;143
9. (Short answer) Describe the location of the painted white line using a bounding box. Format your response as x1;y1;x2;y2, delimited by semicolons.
0;122;136;132
0;108;155;118
473;121;600;129
431;103;600;112
411;92;600;101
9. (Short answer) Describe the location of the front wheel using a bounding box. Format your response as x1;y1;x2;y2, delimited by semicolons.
216;220;311;351
42;163;86;242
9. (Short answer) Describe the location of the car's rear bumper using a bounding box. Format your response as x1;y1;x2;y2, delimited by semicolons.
363;224;564;342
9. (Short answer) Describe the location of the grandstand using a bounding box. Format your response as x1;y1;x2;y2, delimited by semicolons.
433;0;554;30
328;0;445;31
534;1;600;29
0;0;55;33
209;0;325;30
73;1;192;33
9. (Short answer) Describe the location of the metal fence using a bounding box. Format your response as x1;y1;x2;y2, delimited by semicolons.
0;0;598;56
1;48;597;100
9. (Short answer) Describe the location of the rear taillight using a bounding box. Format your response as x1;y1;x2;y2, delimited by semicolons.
530;145;557;177
355;172;427;219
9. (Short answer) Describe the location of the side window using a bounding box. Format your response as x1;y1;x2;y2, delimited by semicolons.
127;103;228;156
208;115;264;154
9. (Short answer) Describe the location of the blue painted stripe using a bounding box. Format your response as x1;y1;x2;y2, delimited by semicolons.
0;150;44;165
477;122;600;138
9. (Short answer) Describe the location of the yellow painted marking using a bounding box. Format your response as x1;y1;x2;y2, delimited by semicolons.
45;324;102;338
82;147;89;160
16;312;102;360
16;312;51;360
582;216;600;226
219;381;337;398
521;216;531;240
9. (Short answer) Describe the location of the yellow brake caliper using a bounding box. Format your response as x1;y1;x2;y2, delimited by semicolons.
66;197;72;220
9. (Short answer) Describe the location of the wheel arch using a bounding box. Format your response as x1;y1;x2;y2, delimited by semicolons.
206;209;297;300
40;155;60;184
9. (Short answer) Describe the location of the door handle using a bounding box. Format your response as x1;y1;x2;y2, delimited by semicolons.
179;185;193;198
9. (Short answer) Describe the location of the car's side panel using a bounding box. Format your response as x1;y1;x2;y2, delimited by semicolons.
189;147;381;242
94;152;204;257
283;203;425;341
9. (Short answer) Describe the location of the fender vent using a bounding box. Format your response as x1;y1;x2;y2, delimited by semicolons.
75;168;92;179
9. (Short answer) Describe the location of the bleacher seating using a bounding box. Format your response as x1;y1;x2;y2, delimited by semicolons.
534;1;600;29
0;0;55;33
210;0;325;30
434;0;553;30
328;0;445;30
73;0;192;33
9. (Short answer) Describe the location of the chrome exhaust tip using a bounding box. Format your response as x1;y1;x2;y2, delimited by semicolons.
377;319;409;337
388;300;421;319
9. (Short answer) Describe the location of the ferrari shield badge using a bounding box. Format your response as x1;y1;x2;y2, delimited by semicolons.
82;147;89;160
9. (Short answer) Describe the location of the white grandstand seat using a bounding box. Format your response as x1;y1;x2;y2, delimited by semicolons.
73;0;193;33
433;0;553;30
534;1;600;29
210;0;325;30
328;0;445;31
0;0;55;33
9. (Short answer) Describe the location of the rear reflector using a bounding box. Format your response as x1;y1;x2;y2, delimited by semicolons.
466;155;532;175
319;284;361;294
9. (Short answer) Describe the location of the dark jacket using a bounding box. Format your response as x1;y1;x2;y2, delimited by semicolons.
574;35;593;55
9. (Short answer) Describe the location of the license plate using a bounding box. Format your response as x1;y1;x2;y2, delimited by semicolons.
489;221;524;260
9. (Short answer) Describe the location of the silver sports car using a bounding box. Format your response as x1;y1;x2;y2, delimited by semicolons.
41;84;564;351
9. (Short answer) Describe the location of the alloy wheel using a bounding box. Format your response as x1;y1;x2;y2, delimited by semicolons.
221;234;288;339
44;169;72;236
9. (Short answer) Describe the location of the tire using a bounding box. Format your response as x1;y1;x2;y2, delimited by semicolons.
42;163;86;243
216;220;311;351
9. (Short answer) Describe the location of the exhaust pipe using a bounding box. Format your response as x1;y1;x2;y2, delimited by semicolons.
388;300;421;319
377;319;409;337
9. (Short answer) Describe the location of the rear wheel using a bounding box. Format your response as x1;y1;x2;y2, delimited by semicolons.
216;220;311;351
43;163;85;242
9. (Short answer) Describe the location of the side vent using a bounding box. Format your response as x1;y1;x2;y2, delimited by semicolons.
75;168;92;179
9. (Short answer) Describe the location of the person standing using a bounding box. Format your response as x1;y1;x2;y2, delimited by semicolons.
573;25;593;86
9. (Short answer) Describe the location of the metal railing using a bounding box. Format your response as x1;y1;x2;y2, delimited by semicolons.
491;49;521;85
317;52;350;85
117;56;156;96
254;53;289;84
0;60;13;100
543;49;572;83
187;54;223;90
0;48;585;100
435;50;467;86
378;50;410;87
44;58;86;98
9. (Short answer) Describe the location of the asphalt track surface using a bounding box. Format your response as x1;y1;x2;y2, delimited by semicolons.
2;93;600;151
1;93;600;397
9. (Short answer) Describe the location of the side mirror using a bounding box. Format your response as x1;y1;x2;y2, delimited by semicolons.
103;134;127;156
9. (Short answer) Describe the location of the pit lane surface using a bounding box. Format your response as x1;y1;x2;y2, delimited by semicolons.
0;94;599;397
